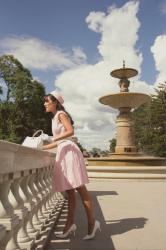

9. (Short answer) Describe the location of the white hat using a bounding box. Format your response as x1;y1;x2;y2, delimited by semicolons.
50;91;64;105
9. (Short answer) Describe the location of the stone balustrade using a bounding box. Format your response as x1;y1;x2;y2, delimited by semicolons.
0;140;66;250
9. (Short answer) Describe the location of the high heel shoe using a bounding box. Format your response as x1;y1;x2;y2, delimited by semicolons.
83;220;101;240
56;224;77;238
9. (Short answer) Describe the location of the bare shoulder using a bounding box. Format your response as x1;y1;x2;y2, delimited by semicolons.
58;112;69;122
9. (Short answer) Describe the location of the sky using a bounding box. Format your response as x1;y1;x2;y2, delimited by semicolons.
0;0;166;150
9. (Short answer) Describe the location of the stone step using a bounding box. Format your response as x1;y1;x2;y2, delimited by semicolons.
87;165;166;179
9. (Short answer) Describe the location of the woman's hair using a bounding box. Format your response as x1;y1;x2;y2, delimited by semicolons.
44;94;74;125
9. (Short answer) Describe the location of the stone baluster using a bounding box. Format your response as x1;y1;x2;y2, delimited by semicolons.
0;177;20;250
38;168;53;214
33;169;47;223
8;173;34;250
12;172;35;249
28;171;44;229
36;169;49;220
48;166;65;204
47;167;66;219
23;171;39;238
43;167;56;211
47;167;58;203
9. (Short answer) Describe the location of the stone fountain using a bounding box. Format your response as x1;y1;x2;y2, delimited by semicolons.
87;63;166;173
100;62;150;156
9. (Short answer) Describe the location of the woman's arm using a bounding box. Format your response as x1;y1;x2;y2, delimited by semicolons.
53;113;74;141
42;113;74;150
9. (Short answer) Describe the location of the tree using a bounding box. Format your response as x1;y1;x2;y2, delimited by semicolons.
0;55;51;143
0;86;2;96
109;138;116;153
90;148;101;157
133;82;166;157
77;141;85;152
0;55;32;102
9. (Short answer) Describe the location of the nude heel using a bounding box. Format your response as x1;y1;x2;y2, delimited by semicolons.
56;224;77;238
83;220;101;240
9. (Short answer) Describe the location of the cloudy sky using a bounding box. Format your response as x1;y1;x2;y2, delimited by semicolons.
0;0;166;150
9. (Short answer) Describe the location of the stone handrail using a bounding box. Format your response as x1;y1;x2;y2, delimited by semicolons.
0;140;66;250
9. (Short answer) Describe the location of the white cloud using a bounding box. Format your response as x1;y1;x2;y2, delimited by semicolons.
55;63;114;149
86;1;142;70
72;47;87;63
151;35;166;85
86;11;106;33
0;36;87;70
54;1;154;150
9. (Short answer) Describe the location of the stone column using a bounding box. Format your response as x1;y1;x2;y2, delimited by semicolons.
115;107;137;154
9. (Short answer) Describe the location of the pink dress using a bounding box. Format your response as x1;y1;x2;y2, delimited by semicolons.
52;111;89;192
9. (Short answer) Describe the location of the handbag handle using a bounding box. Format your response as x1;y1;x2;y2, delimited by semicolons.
33;130;43;138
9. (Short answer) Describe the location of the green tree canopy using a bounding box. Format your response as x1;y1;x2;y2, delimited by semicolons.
133;82;166;157
109;138;116;153
0;55;51;143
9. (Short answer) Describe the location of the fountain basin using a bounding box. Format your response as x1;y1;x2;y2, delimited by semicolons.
87;155;166;167
99;92;151;109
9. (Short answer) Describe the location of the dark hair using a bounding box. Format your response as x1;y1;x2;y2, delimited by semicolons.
44;94;74;125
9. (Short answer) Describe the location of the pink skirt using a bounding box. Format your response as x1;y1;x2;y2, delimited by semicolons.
52;140;89;192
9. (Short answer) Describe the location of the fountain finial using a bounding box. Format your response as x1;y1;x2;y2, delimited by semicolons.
123;60;125;68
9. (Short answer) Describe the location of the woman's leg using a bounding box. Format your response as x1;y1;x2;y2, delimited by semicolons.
64;189;76;233
76;185;95;234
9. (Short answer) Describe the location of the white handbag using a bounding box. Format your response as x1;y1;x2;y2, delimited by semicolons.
22;130;44;149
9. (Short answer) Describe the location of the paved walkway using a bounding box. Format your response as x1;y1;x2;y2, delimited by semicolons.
46;179;166;250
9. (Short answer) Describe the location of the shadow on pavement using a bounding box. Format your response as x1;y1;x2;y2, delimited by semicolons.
46;190;148;250
107;217;148;235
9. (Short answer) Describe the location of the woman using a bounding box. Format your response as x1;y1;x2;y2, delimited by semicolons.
42;91;100;240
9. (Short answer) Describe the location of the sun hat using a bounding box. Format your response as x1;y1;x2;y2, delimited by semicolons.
50;91;64;105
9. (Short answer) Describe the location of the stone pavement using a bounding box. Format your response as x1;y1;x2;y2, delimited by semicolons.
46;179;166;250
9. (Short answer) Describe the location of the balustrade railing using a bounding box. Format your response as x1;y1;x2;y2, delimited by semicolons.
0;140;66;250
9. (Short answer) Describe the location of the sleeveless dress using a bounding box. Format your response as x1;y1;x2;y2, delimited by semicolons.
52;111;89;192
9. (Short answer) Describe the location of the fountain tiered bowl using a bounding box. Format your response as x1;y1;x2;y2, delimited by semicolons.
99;92;151;109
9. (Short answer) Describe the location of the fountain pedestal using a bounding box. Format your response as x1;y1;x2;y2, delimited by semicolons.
115;107;136;154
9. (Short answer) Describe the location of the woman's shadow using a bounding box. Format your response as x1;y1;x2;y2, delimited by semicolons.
106;217;148;235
